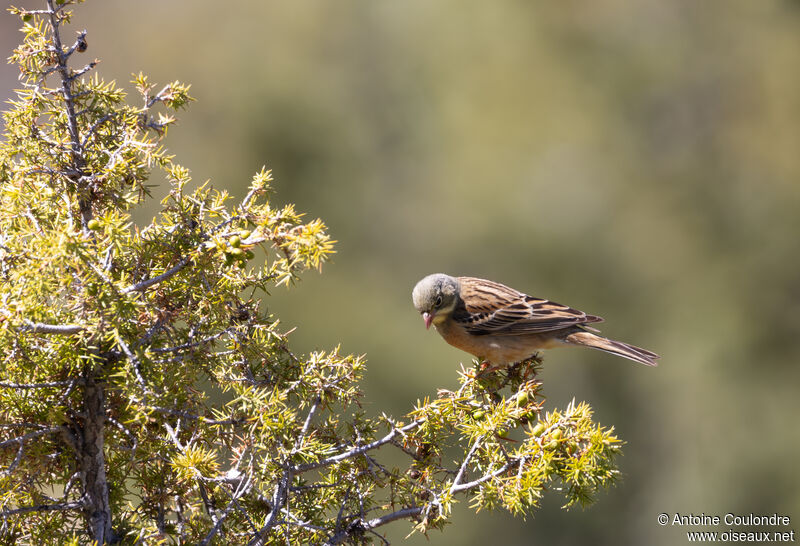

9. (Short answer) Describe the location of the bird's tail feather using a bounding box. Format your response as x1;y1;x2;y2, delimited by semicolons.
564;331;659;367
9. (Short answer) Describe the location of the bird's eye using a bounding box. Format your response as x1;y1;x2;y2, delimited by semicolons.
435;296;443;308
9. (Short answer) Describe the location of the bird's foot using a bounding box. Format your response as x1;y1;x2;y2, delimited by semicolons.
476;360;502;377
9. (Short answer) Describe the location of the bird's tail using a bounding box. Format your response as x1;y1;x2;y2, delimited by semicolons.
564;330;659;367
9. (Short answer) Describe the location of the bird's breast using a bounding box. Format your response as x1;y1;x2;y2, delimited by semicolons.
435;320;562;365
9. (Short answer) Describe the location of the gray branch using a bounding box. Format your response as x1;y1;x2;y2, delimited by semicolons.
1;501;84;517
247;468;291;546
18;321;85;335
0;379;77;389
0;426;66;449
292;419;423;473
323;457;521;545
122;257;191;294
323;507;423;546
450;435;483;494
450;459;518;493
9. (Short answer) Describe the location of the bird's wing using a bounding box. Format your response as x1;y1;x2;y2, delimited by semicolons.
455;277;603;336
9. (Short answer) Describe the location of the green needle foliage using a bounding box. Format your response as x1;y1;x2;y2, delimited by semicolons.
0;2;623;544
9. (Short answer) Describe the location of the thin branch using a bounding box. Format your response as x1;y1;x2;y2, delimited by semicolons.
46;0;82;162
281;511;324;533
18;321;85;335
107;416;138;453
112;191;262;295
450;435;483;493
0;379;76;389
199;473;254;546
291;396;320;454
147;327;233;354
289;482;340;493
102;245;114;272
0;426;66;449
80;113;114;148
63;471;82;498
197;482;220;534
364;507;424;531
1;501;83;517
122;257;191;294
0;423;50;429
331;486;352;539
247;469;291;546
131;318;168;350
450;459;518;494
25;167;83;178
67;60;97;82
324;457;522;545
115;335;153;396
63;29;87;58
241;187;259;210
147;407;243;426
2;441;25;477
293;419;424;473
323;507;423;546
56;378;80;407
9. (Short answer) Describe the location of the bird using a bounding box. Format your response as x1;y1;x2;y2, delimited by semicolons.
411;273;658;369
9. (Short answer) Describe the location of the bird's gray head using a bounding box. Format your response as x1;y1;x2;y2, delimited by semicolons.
412;273;460;329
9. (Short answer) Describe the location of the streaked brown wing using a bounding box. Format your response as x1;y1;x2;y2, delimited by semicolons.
456;277;603;336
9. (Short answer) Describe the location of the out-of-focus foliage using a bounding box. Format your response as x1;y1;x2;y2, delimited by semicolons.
2;1;798;544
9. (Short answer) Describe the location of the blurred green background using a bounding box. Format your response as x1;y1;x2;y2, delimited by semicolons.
3;1;800;544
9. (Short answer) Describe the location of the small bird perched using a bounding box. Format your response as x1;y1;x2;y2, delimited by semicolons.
412;274;658;369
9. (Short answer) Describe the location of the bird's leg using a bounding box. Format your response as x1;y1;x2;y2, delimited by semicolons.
473;361;505;397
520;353;542;380
476;360;503;376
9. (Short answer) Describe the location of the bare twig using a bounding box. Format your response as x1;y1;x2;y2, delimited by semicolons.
199;473;254;546
1;501;84;517
293;419;423;473
115;335;152;396
291;396;320;454
56;378;79;407
81;113;114;148
2;441;25;477
148;327;233;353
323;457;521;545
0;426;66;449
450;459;518;494
122;257;191;294
107;416;138;453
450;435;483;493
198;482;220;533
247;469;291;546
323;507;423;546
148;407;243;426
0;379;76;389
18;321;84;335
67;60;97;82
46;2;82;161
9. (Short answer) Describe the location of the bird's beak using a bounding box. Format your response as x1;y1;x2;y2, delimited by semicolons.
422;312;434;329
